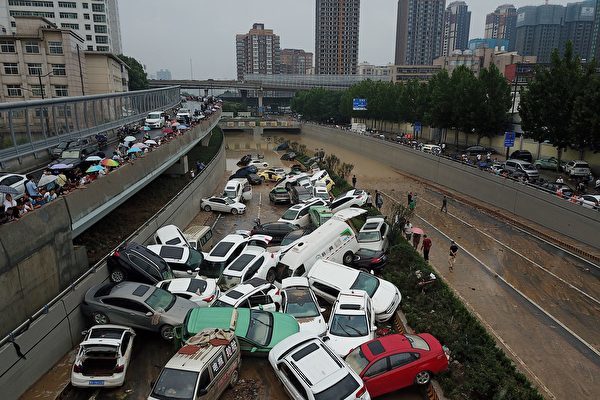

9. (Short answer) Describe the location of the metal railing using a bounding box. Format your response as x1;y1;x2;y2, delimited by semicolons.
0;86;181;164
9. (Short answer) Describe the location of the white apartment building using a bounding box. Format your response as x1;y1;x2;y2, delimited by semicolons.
0;0;122;54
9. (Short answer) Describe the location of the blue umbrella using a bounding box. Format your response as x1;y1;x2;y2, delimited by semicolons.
51;163;73;170
127;147;142;154
142;126;151;131
86;165;104;173
178;124;189;129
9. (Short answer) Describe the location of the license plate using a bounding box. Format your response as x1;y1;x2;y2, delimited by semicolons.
89;380;104;385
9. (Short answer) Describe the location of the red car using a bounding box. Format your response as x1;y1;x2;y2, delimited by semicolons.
344;333;449;398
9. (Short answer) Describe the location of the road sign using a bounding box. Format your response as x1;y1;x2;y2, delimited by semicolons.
504;131;515;147
414;122;422;134
353;98;367;111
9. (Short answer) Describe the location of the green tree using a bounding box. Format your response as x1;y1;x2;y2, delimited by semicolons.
475;64;512;142
427;70;454;131
118;54;149;91
449;66;481;144
571;70;600;158
519;42;590;166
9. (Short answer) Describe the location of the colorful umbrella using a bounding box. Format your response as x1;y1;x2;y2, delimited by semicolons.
162;128;173;134
0;185;19;195
124;135;136;142
131;142;148;149
144;139;158;145
50;163;73;170
85;155;102;162
177;124;189;129
101;159;119;167
86;165;104;173
127;147;142;154
142;126;151;131
37;174;58;188
411;227;424;235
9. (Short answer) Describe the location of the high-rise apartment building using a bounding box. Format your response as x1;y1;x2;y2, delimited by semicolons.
236;23;281;81
0;0;122;53
281;49;313;74
514;4;565;64
156;69;172;80
485;4;518;51
562;0;595;61
315;0;360;75
592;0;600;60
395;0;446;65
441;1;471;56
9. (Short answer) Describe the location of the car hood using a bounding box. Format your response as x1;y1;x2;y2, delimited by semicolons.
297;316;327;336
164;297;198;324
326;334;371;357
373;281;401;315
268;313;300;347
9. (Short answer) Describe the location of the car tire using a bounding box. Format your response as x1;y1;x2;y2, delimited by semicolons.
231;208;238;215
266;268;277;283
203;205;211;212
342;251;354;266
229;368;240;388
110;268;126;283
415;371;431;385
92;312;109;325
160;325;175;341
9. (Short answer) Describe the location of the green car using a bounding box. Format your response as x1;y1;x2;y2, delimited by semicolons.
533;157;566;171
176;307;299;356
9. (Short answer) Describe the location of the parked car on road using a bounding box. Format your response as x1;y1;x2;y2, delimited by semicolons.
281;277;327;336
156;277;219;307
268;332;371;400
291;186;313;204
509;150;533;163
258;170;285;182
144;111;164;129
330;189;368;213
565;160;591;177
154;224;191;247
502;159;539;180
278;198;328;227
81;282;197;340
146;244;203;278
217;236;277;290
351;249;387;273
533;157;566;171
357;217;390;252
51;140;75;159
580;194;600;209
198;234;248;278
269;187;291;204
250;221;299;244
345;333;449;397
212;277;282;311
71;325;135;388
107;242;174;284
465;145;496;156
248;159;269;169
201;196;246;214
246;173;262;185
0;172;26;203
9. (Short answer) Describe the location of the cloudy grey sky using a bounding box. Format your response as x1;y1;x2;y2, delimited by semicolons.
119;0;574;80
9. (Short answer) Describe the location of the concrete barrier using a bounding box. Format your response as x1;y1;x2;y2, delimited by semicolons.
302;124;600;249
0;136;226;400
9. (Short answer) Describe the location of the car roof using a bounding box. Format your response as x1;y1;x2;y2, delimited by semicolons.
360;218;384;231
164;329;236;372
146;244;190;263
208;235;247;258
282;276;310;289
159;278;209;293
361;334;430;360
219;278;271;303
334;290;369;314
108;282;155;300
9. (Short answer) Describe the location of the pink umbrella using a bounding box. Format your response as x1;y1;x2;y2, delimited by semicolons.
411;227;424;235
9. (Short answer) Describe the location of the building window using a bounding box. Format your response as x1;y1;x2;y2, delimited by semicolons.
6;85;22;97
54;85;68;97
85;24;91;30
3;63;19;75
9;10;55;18
31;84;45;97
24;41;40;53
48;41;63;54
87;45;93;50
92;3;105;12
96;46;109;51
86;35;92;40
28;63;43;75
93;14;106;23
82;2;88;8
58;1;76;8
60;23;79;29
95;35;108;44
59;12;78;19
0;40;16;53
84;13;90;19
8;0;54;6
94;25;107;33
52;64;66;76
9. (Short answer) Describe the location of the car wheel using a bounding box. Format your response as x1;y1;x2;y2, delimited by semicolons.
231;208;238;215
160;325;175;340
266;268;277;283
92;312;109;325
342;252;354;266
110;268;126;283
229;368;240;388
203;205;211;212
415;371;431;385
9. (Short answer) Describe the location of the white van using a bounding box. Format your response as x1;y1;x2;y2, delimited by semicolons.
144;111;164;129
183;225;214;252
273;208;367;282
422;144;441;155
154;225;191;247
223;179;252;203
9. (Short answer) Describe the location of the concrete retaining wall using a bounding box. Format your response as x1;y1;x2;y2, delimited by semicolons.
302;124;600;249
0;138;226;400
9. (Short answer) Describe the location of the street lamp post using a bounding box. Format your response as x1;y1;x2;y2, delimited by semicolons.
37;70;53;100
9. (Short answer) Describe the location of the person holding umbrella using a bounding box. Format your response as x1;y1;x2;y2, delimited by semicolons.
411;227;423;249
3;193;16;211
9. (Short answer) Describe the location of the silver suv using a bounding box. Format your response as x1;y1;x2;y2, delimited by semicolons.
502;159;539;180
565;160;591;177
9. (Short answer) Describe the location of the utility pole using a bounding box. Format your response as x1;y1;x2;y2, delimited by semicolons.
190;58;193;80
37;70;53;100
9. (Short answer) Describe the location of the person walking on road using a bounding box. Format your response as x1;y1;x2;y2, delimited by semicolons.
421;235;432;263
448;240;458;272
352;175;357;188
375;190;383;210
441;195;448;213
407;191;413;206
404;220;413;241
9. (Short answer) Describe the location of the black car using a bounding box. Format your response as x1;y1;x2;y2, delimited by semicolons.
247;173;262;185
350;248;387;273
465;146;496;156
291;186;312;204
510;150;533;163
237;154;252;166
281;152;297;161
230;165;259;179
280;228;313;248
250;221;299;244
107;242;174;284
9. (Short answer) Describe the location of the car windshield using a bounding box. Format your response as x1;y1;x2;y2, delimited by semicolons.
145;288;176;311
406;334;430;350
329;314;368;337
147;113;160;119
217;274;241;291
198;260;226;279
57;141;69;149
350;272;380;297
356;248;379;258
345;347;370;374
314;373;360;400
281;209;299;220
185;248;204;269
223;197;235;205
61;150;80;158
284;288;319;317
315;192;329;200
246;310;273;346
224;190;237;198
522;163;534;170
273;188;287;194
281;232;304;246
357;231;381;243
151;368;198;400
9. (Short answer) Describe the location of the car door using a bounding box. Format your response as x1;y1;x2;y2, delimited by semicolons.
101;298;151;329
362;357;391;398
243;257;264;282
296;206;310;226
242;183;252;201
380;224;389;251
248;289;277;311
119;330;135;368
388;352;422;389
212;198;227;213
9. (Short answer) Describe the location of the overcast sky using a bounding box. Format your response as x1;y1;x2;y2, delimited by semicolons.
119;0;575;80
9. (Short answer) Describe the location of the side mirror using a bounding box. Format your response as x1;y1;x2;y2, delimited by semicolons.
320;307;326;313
81;330;88;336
146;311;153;317
250;347;258;353
187;270;193;275
194;267;200;272
322;336;330;342
371;326;378;332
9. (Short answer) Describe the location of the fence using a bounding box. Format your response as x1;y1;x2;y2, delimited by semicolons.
0;86;180;164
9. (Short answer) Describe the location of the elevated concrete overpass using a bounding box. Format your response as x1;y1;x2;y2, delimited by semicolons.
219;118;301;135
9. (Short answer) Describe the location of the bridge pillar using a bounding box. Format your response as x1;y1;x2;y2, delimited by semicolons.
164;155;189;176
258;92;264;116
253;127;263;138
201;131;212;147
204;88;209;97
240;89;248;104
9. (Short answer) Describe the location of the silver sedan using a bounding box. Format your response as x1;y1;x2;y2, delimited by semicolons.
201;196;246;214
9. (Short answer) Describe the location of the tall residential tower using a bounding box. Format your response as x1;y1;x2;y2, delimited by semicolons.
441;1;471;56
235;23;281;80
315;0;360;74
485;4;517;51
395;0;446;65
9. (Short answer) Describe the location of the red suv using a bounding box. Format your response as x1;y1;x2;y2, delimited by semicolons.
344;333;449;398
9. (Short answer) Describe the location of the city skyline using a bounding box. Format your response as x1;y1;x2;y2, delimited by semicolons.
118;0;582;80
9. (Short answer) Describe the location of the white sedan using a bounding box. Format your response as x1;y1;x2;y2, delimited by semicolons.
156;277;219;306
71;325;135;388
201;196;246;214
0;172;26;203
281;277;327;336
249;159;269;169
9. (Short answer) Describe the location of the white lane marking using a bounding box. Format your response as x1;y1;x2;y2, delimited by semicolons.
412;194;600;306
